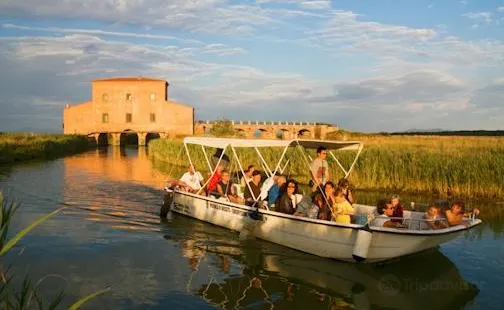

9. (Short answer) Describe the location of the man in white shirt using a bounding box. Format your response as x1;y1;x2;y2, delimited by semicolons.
179;164;204;193
373;199;403;228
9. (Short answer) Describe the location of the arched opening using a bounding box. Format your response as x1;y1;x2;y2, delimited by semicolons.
276;129;289;140
298;129;311;138
97;133;108;146
120;130;138;146
235;128;246;138
146;132;161;145
253;129;266;139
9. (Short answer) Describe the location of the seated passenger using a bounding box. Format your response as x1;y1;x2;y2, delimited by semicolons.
260;173;278;201
207;163;224;196
267;175;286;208
445;201;480;227
308;193;325;219
217;170;243;204
275;179;298;215
373;199;405;228
332;187;355;224
179;164;204;193
292;194;312;217
318;181;336;221
244;170;262;207
240;165;255;188
337;178;354;204
390;194;404;223
423;205;449;230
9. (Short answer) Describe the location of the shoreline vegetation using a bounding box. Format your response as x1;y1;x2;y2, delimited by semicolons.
0;133;94;165
148;132;504;200
0;191;109;308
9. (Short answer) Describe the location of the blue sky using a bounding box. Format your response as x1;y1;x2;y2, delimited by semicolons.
0;0;503;132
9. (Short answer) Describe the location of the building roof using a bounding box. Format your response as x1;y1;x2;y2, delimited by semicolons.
92;77;168;83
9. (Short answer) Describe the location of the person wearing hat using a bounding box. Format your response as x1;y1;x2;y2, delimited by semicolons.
244;170;262;207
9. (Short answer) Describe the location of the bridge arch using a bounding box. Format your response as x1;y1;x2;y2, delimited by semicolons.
298;129;311;138
120;129;138;146
276;129;290;140
146;132;161;145
97;133;109;146
235;128;246;138
253;128;267;139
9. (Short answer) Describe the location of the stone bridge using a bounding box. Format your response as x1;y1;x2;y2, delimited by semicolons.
194;120;339;140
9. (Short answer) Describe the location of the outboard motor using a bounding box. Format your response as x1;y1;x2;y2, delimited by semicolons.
352;225;373;263
160;190;174;218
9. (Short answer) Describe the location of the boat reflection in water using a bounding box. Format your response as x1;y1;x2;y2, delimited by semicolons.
162;214;479;310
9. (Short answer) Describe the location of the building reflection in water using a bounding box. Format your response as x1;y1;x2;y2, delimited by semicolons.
62;146;176;232
162;215;480;310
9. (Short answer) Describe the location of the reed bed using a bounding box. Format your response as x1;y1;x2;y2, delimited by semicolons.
0;133;93;164
149;134;504;200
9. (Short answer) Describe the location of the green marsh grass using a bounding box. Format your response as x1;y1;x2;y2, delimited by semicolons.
0;133;93;165
148;135;504;200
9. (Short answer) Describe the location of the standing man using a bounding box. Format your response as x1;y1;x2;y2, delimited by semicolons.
310;146;330;191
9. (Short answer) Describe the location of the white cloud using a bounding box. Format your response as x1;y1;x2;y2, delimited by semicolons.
298;1;331;10
462;11;493;28
0;0;281;35
497;7;504;13
1;23;198;44
304;10;504;69
0;1;503;132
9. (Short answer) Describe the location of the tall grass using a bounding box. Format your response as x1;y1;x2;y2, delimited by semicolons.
148;135;504;200
0;192;109;309
0;133;94;165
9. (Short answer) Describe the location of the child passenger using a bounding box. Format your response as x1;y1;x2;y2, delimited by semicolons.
423;205;449;230
332;187;355;224
391;194;404;223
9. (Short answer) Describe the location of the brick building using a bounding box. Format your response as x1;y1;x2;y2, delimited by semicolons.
63;77;194;145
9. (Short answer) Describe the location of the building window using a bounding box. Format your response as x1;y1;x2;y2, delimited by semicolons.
102;93;108;101
102;113;109;123
150;113;156;123
150;93;156;100
126;113;132;123
126;93;132;100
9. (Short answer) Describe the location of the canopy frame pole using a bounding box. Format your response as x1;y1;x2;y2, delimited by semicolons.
280;159;289;174
254;147;273;178
272;145;289;176
196;146;226;195
201;145;212;173
345;143;364;178
329;143;364;179
294;141;334;218
184;142;194;170
230;145;266;209
329;152;349;177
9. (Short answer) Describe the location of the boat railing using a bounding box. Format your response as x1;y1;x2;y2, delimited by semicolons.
364;214;476;231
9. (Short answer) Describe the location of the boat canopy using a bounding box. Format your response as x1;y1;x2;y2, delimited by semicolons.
183;137;362;151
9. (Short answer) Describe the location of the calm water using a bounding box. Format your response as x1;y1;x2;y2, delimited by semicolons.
1;147;503;309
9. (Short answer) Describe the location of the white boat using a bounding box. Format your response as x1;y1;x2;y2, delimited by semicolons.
161;137;482;263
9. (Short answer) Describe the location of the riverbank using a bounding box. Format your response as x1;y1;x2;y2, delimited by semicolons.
148;135;504;200
0;133;94;165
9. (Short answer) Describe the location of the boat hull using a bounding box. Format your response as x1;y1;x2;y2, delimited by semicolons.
167;190;479;263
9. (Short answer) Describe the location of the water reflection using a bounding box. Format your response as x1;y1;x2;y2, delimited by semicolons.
161;214;479;310
1;147;501;309
64;146;169;189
